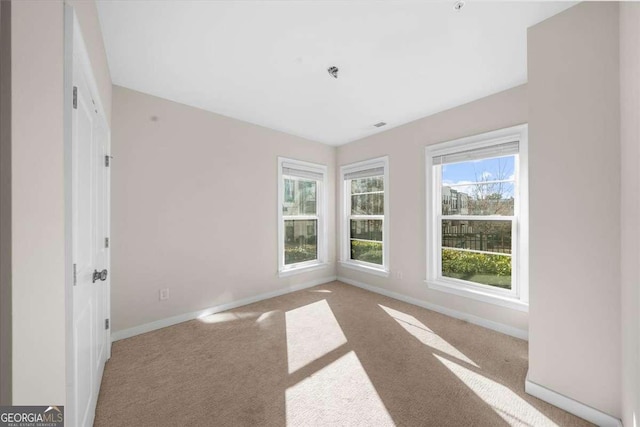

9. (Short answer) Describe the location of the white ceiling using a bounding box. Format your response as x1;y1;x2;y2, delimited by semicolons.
97;1;574;146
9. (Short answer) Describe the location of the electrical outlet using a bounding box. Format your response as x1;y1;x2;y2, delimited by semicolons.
159;288;169;301
396;271;403;280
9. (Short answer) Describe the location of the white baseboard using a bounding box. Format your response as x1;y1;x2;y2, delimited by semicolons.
337;276;528;341
525;373;623;427
111;276;337;341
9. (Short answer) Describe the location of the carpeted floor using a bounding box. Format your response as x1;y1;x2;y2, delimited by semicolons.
95;281;593;427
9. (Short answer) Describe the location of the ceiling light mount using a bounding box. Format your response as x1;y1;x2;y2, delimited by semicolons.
454;1;465;11
327;66;339;79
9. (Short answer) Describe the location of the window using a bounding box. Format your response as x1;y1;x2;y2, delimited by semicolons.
340;157;389;276
426;125;528;310
278;157;327;276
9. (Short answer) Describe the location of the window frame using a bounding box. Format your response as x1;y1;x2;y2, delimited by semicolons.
278;157;328;277
340;156;390;277
425;125;529;311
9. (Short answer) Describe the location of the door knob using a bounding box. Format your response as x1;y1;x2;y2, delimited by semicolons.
92;269;108;283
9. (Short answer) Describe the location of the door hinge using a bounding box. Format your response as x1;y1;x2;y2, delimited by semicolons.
105;155;110;167
105;237;109;248
73;263;77;286
73;86;77;109
105;319;110;330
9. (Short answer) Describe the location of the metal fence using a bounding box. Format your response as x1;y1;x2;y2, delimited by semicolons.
442;231;511;254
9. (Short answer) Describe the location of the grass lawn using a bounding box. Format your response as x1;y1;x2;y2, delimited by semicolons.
443;272;511;290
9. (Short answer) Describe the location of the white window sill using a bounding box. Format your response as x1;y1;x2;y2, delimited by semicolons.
279;262;329;278
425;279;529;312
339;261;390;277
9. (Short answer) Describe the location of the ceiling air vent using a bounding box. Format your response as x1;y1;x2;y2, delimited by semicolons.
373;122;387;128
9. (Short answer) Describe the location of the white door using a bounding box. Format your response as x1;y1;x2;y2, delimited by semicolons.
71;20;110;427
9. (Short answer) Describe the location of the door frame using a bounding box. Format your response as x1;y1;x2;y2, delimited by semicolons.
64;5;111;427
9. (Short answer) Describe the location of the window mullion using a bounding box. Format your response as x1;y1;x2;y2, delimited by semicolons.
441;215;515;221
350;238;383;243
284;215;318;221
350;190;385;196
445;178;515;187
350;215;384;220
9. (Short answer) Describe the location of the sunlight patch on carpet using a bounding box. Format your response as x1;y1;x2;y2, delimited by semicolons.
256;310;280;323
286;351;394;426
197;311;260;324
434;354;558;427
380;305;478;367
286;299;347;374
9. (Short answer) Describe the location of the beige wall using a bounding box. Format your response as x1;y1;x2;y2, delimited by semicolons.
620;3;640;426
528;2;621;417
11;0;66;404
0;0;11;406
111;86;336;334
11;0;111;405
336;85;529;334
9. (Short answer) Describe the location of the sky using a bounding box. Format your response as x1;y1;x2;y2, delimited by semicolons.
442;155;515;197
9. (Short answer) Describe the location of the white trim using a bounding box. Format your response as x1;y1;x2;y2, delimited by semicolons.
525;373;623;427
278;262;329;277
426;280;528;312
112;276;337;341
277;157;328;275
105;128;112;360
425;124;529;308
337;276;528;340
339;261;390;277
63;6;75;426
340;156;390;273
518;127;530;304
